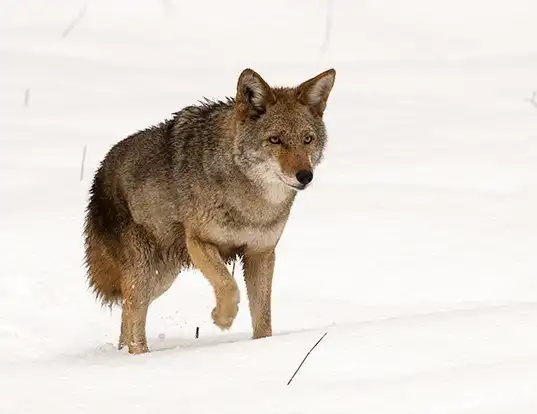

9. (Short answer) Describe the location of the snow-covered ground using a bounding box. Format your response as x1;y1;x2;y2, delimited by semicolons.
1;0;537;412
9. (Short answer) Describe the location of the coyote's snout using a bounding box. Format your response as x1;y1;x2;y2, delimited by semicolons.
84;68;336;354
276;148;314;190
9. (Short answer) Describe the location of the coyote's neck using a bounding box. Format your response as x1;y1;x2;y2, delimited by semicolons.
261;180;294;205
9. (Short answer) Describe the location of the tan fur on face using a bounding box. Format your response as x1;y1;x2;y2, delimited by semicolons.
275;146;313;181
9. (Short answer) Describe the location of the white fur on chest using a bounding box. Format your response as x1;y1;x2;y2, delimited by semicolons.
251;161;293;205
208;221;286;251
262;181;292;204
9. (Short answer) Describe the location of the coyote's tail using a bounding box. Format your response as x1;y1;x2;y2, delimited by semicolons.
83;168;128;307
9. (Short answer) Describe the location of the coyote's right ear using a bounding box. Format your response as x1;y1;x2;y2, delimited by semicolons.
236;69;276;121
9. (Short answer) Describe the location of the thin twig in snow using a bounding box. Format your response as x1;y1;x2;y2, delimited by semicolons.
80;145;87;182
320;0;333;55
286;332;328;386
62;5;87;38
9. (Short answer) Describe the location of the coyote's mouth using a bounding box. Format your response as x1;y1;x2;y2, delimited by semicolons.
276;174;308;191
287;183;306;191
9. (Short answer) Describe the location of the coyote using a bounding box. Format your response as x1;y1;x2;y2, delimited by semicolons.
84;68;336;354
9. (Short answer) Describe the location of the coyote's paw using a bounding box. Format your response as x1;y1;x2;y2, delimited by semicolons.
212;287;239;330
212;304;238;329
128;342;150;355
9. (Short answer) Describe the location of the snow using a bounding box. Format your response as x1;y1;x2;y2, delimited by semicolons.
1;0;537;412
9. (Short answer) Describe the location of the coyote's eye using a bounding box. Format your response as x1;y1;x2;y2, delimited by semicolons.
268;136;282;145
304;135;314;144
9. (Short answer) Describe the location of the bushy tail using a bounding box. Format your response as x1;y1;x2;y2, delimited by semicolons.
84;221;123;307
83;168;129;307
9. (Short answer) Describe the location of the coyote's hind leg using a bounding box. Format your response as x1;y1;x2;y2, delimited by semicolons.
118;306;129;351
119;274;150;354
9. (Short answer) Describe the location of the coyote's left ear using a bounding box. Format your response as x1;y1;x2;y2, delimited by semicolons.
297;69;336;117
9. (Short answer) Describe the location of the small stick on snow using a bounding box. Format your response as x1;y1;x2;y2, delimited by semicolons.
80;144;87;182
527;91;537;109
24;89;30;106
195;327;199;339
286;332;328;386
320;0;333;55
62;5;87;38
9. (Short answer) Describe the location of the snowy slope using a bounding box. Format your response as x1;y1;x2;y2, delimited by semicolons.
1;0;537;412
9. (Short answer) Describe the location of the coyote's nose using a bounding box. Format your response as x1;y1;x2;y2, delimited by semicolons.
296;170;313;186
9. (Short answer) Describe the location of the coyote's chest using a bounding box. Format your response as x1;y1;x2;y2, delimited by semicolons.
206;220;286;253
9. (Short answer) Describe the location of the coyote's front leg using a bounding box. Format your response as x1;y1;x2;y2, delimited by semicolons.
243;249;275;339
186;234;240;329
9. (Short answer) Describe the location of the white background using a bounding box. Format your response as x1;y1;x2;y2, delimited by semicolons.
1;0;537;412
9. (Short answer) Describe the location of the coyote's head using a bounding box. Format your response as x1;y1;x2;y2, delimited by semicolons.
232;68;336;192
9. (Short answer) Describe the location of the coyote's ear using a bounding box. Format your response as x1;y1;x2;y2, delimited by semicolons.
297;68;336;117
236;69;276;121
